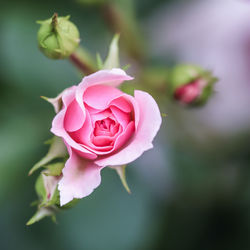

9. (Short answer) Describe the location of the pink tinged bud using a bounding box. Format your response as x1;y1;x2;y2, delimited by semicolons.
174;79;207;104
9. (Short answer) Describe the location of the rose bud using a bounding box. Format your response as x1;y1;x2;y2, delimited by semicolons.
37;13;80;59
169;64;217;106
48;68;162;206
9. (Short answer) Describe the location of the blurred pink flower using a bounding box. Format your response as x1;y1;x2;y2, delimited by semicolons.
50;68;162;205
174;79;207;105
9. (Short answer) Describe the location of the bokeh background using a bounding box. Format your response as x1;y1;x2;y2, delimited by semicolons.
1;0;250;249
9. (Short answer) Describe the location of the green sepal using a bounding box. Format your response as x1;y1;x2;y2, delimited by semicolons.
35;174;47;202
29;136;67;176
168;64;203;94
96;53;104;69
110;165;131;194
193;75;218;106
26;207;57;226
44;162;65;177
40;186;60;208
122;64;131;71
103;34;120;69
35;172;61;208
60;198;80;209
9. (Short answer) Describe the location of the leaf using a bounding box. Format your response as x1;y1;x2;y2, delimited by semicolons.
26;207;55;226
111;165;131;194
103;34;120;69
29;137;67;176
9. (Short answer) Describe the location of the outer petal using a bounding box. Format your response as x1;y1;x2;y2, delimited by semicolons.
80;68;133;88
76;68;133;113
83;85;123;110
51;87;96;160
42;85;76;113
95;90;162;167
58;147;103;206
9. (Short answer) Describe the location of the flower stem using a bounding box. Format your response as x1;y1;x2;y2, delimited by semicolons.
69;47;97;75
101;2;145;64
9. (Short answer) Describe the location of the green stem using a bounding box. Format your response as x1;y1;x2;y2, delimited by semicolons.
69;47;97;75
101;2;145;64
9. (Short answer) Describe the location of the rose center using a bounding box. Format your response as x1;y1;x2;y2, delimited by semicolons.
94;118;118;137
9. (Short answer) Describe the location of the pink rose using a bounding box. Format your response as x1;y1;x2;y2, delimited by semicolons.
51;68;162;206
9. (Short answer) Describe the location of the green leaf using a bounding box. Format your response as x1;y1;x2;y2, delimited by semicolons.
103;34;120;69
28;137;67;175
26;207;55;226
111;165;131;194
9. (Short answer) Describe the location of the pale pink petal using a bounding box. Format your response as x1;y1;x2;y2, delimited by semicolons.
109;96;132;113
111;121;135;151
110;106;130;129
76;69;133;113
90;109;114;125
51;87;96;160
69;109;93;145
69;110;121;154
122;94;140;130
81;68;133;88
83;85;123;110
58;148;103;206
64;99;85;132
92;136;114;146
95;90;162;167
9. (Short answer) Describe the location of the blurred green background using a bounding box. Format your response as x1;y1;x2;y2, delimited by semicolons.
1;0;250;249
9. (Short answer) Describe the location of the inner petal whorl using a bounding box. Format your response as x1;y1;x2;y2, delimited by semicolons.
94;118;118;137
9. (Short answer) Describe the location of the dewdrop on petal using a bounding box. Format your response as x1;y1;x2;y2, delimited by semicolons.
37;13;80;59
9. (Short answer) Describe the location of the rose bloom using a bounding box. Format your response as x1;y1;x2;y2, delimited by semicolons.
51;68;162;205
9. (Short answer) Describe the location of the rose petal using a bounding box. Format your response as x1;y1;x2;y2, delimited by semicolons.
122;94;140;130
81;68;133;88
58;148;103;206
51;88;96;160
92;136;113;147
95;90;162;167
69;110;121;154
83;85;123;110
110;106;130;129
109;96;132;113
64;99;85;132
76;69;133;113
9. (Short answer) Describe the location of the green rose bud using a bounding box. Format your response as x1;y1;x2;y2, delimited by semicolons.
37;13;80;59
168;64;218;106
